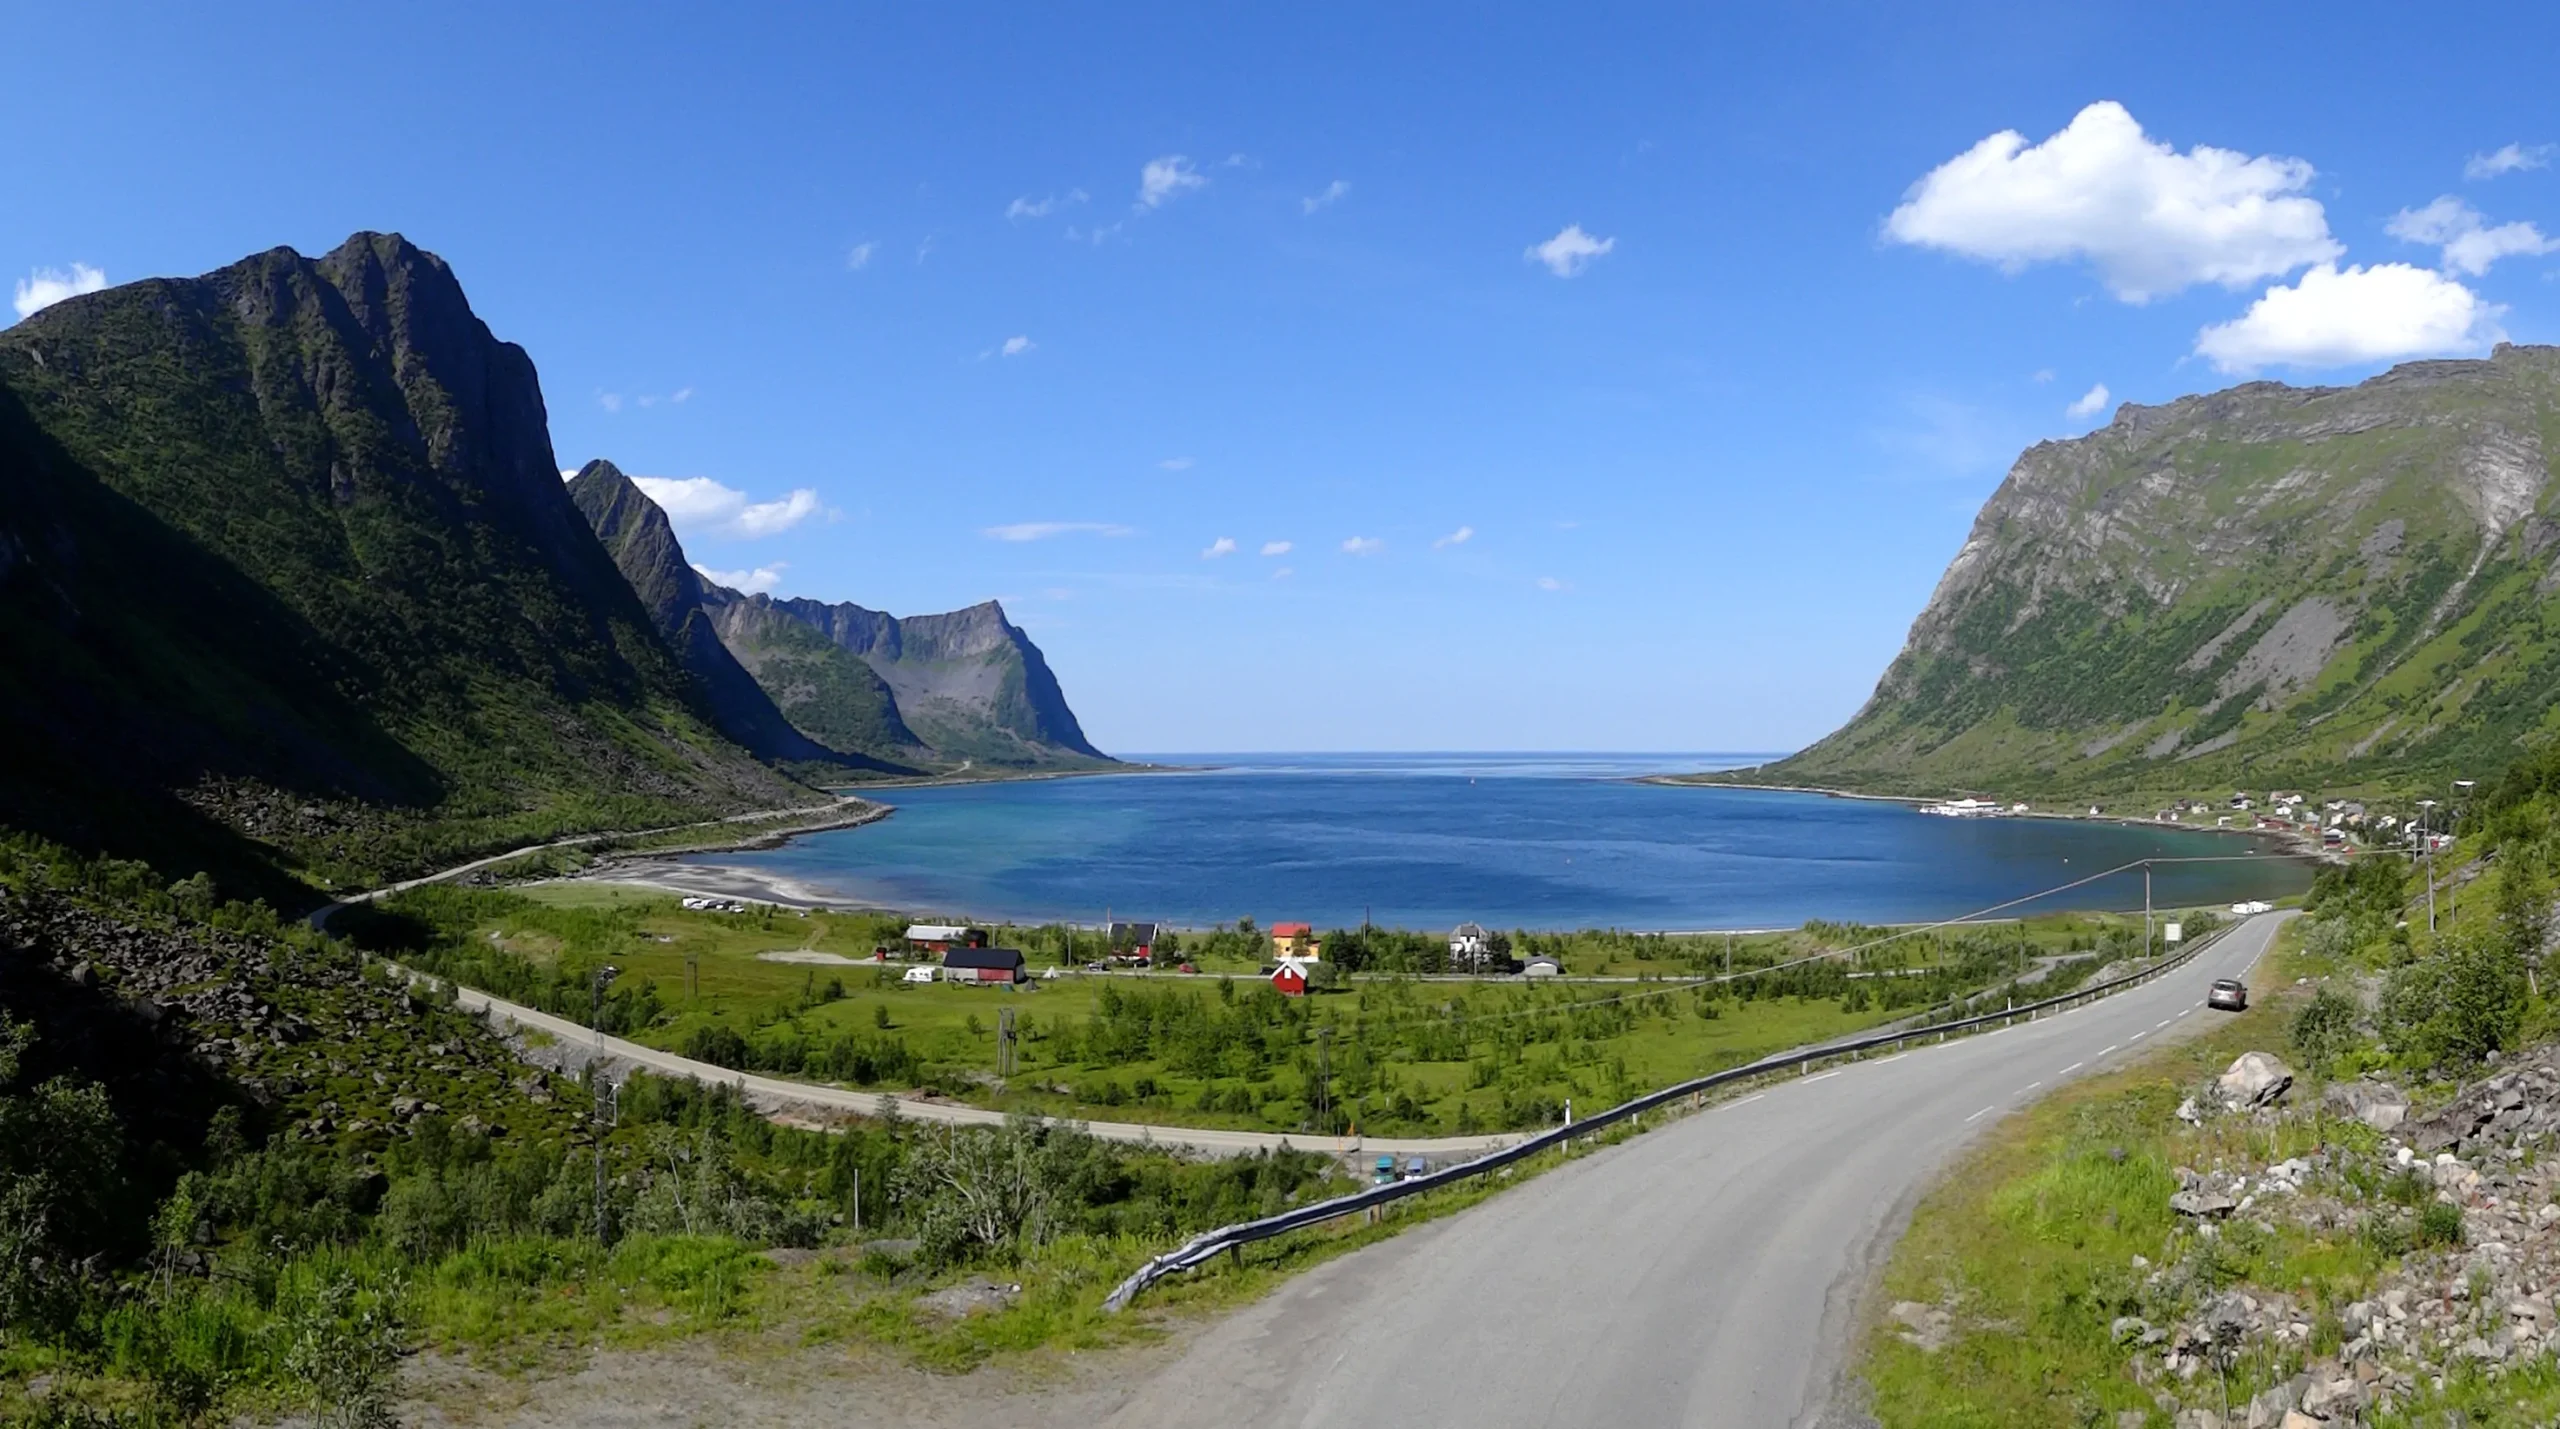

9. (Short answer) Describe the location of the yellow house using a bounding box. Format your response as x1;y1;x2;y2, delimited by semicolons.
1270;921;1321;960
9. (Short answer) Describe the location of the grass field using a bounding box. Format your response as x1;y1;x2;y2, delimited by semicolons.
350;885;2224;1139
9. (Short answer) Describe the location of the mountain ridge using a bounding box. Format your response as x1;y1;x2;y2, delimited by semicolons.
0;232;819;886
1751;344;2560;800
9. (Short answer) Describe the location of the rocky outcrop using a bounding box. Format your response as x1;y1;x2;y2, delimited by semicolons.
700;589;1111;770
1764;345;2560;797
566;460;900;771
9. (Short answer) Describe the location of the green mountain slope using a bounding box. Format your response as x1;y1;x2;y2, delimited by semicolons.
1764;345;2560;799
0;233;817;886
700;590;1112;770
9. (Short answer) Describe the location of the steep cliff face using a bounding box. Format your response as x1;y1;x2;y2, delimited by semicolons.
699;590;1111;769
0;233;814;883
563;459;904;770
1771;345;2560;796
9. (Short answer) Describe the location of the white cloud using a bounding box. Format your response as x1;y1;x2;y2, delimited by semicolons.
1139;155;1207;209
598;392;624;413
11;263;106;319
671;386;693;403
2466;143;2553;181
1158;456;1194;471
631;476;825;539
1272;566;1293;580
1884;100;2341;303
2031;368;2055;383
2385;196;2558;276
693;562;787;595
1536;576;1568;592
2194;262;2505;374
846;242;877;270
2066;382;2111;420
1260;540;1292;557
1527;224;1615;278
1007;190;1087;221
1303;180;1350;215
1201;537;1236;559
1001;335;1034;357
1341;536;1385;556
981;521;1136;542
1433;525;1475;548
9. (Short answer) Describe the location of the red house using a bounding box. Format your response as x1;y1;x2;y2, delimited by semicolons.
1270;962;1308;996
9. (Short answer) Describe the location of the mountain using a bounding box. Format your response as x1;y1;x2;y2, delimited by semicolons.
0;233;817;887
699;590;1112;770
564;459;915;774
1760;345;2560;799
563;467;1110;771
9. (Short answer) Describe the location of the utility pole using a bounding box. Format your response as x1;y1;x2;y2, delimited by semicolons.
996;1005;1016;1078
2451;779;2475;920
2144;863;2153;958
1724;932;1733;978
2417;799;2439;933
591;964;620;1244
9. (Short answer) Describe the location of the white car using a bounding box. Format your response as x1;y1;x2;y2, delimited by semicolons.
902;966;940;984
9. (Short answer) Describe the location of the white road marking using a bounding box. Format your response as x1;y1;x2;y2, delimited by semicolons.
2021;1080;2042;1092
2099;1044;2119;1056
2058;1061;2084;1075
2155;1019;2173;1029
1806;1070;1842;1084
1871;1053;1906;1066
1964;1105;1994;1122
2129;1031;2147;1041
1728;1094;1765;1109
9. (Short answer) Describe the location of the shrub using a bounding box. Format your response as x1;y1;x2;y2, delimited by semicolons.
2290;986;2364;1070
2380;930;2527;1071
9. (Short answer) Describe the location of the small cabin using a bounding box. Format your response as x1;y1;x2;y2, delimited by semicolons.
1270;922;1321;960
1108;921;1161;959
1270;960;1309;996
906;923;985;953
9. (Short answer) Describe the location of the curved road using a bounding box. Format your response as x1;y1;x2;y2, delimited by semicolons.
1101;911;2289;1429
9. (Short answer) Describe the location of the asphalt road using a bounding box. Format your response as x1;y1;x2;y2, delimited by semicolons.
1102;911;2291;1429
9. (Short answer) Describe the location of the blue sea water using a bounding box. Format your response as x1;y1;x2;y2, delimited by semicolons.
682;753;2316;931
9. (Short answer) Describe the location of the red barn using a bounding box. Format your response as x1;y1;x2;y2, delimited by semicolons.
1270;962;1307;996
943;947;1028;984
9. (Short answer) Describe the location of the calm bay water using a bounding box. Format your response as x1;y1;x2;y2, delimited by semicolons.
684;753;2314;930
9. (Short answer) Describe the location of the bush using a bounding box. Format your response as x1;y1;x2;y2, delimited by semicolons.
2380;930;2527;1071
2290;986;2364;1071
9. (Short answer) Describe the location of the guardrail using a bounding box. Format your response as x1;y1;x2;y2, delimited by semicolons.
1101;917;2242;1311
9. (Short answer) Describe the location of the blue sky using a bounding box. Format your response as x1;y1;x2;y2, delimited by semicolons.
9;2;2558;754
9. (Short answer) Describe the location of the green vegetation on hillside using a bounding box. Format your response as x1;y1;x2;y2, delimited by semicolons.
0;234;820;892
1754;348;2560;803
1860;740;2560;1428
0;835;1366;1423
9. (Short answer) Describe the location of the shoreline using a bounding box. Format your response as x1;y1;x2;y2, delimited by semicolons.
1645;770;2336;863
554;764;2326;934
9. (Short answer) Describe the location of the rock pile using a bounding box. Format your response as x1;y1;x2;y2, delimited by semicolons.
2127;1049;2560;1425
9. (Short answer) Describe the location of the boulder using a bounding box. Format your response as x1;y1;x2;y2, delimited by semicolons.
2217;1052;2295;1109
2171;1188;2240;1218
2323;1078;2409;1131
